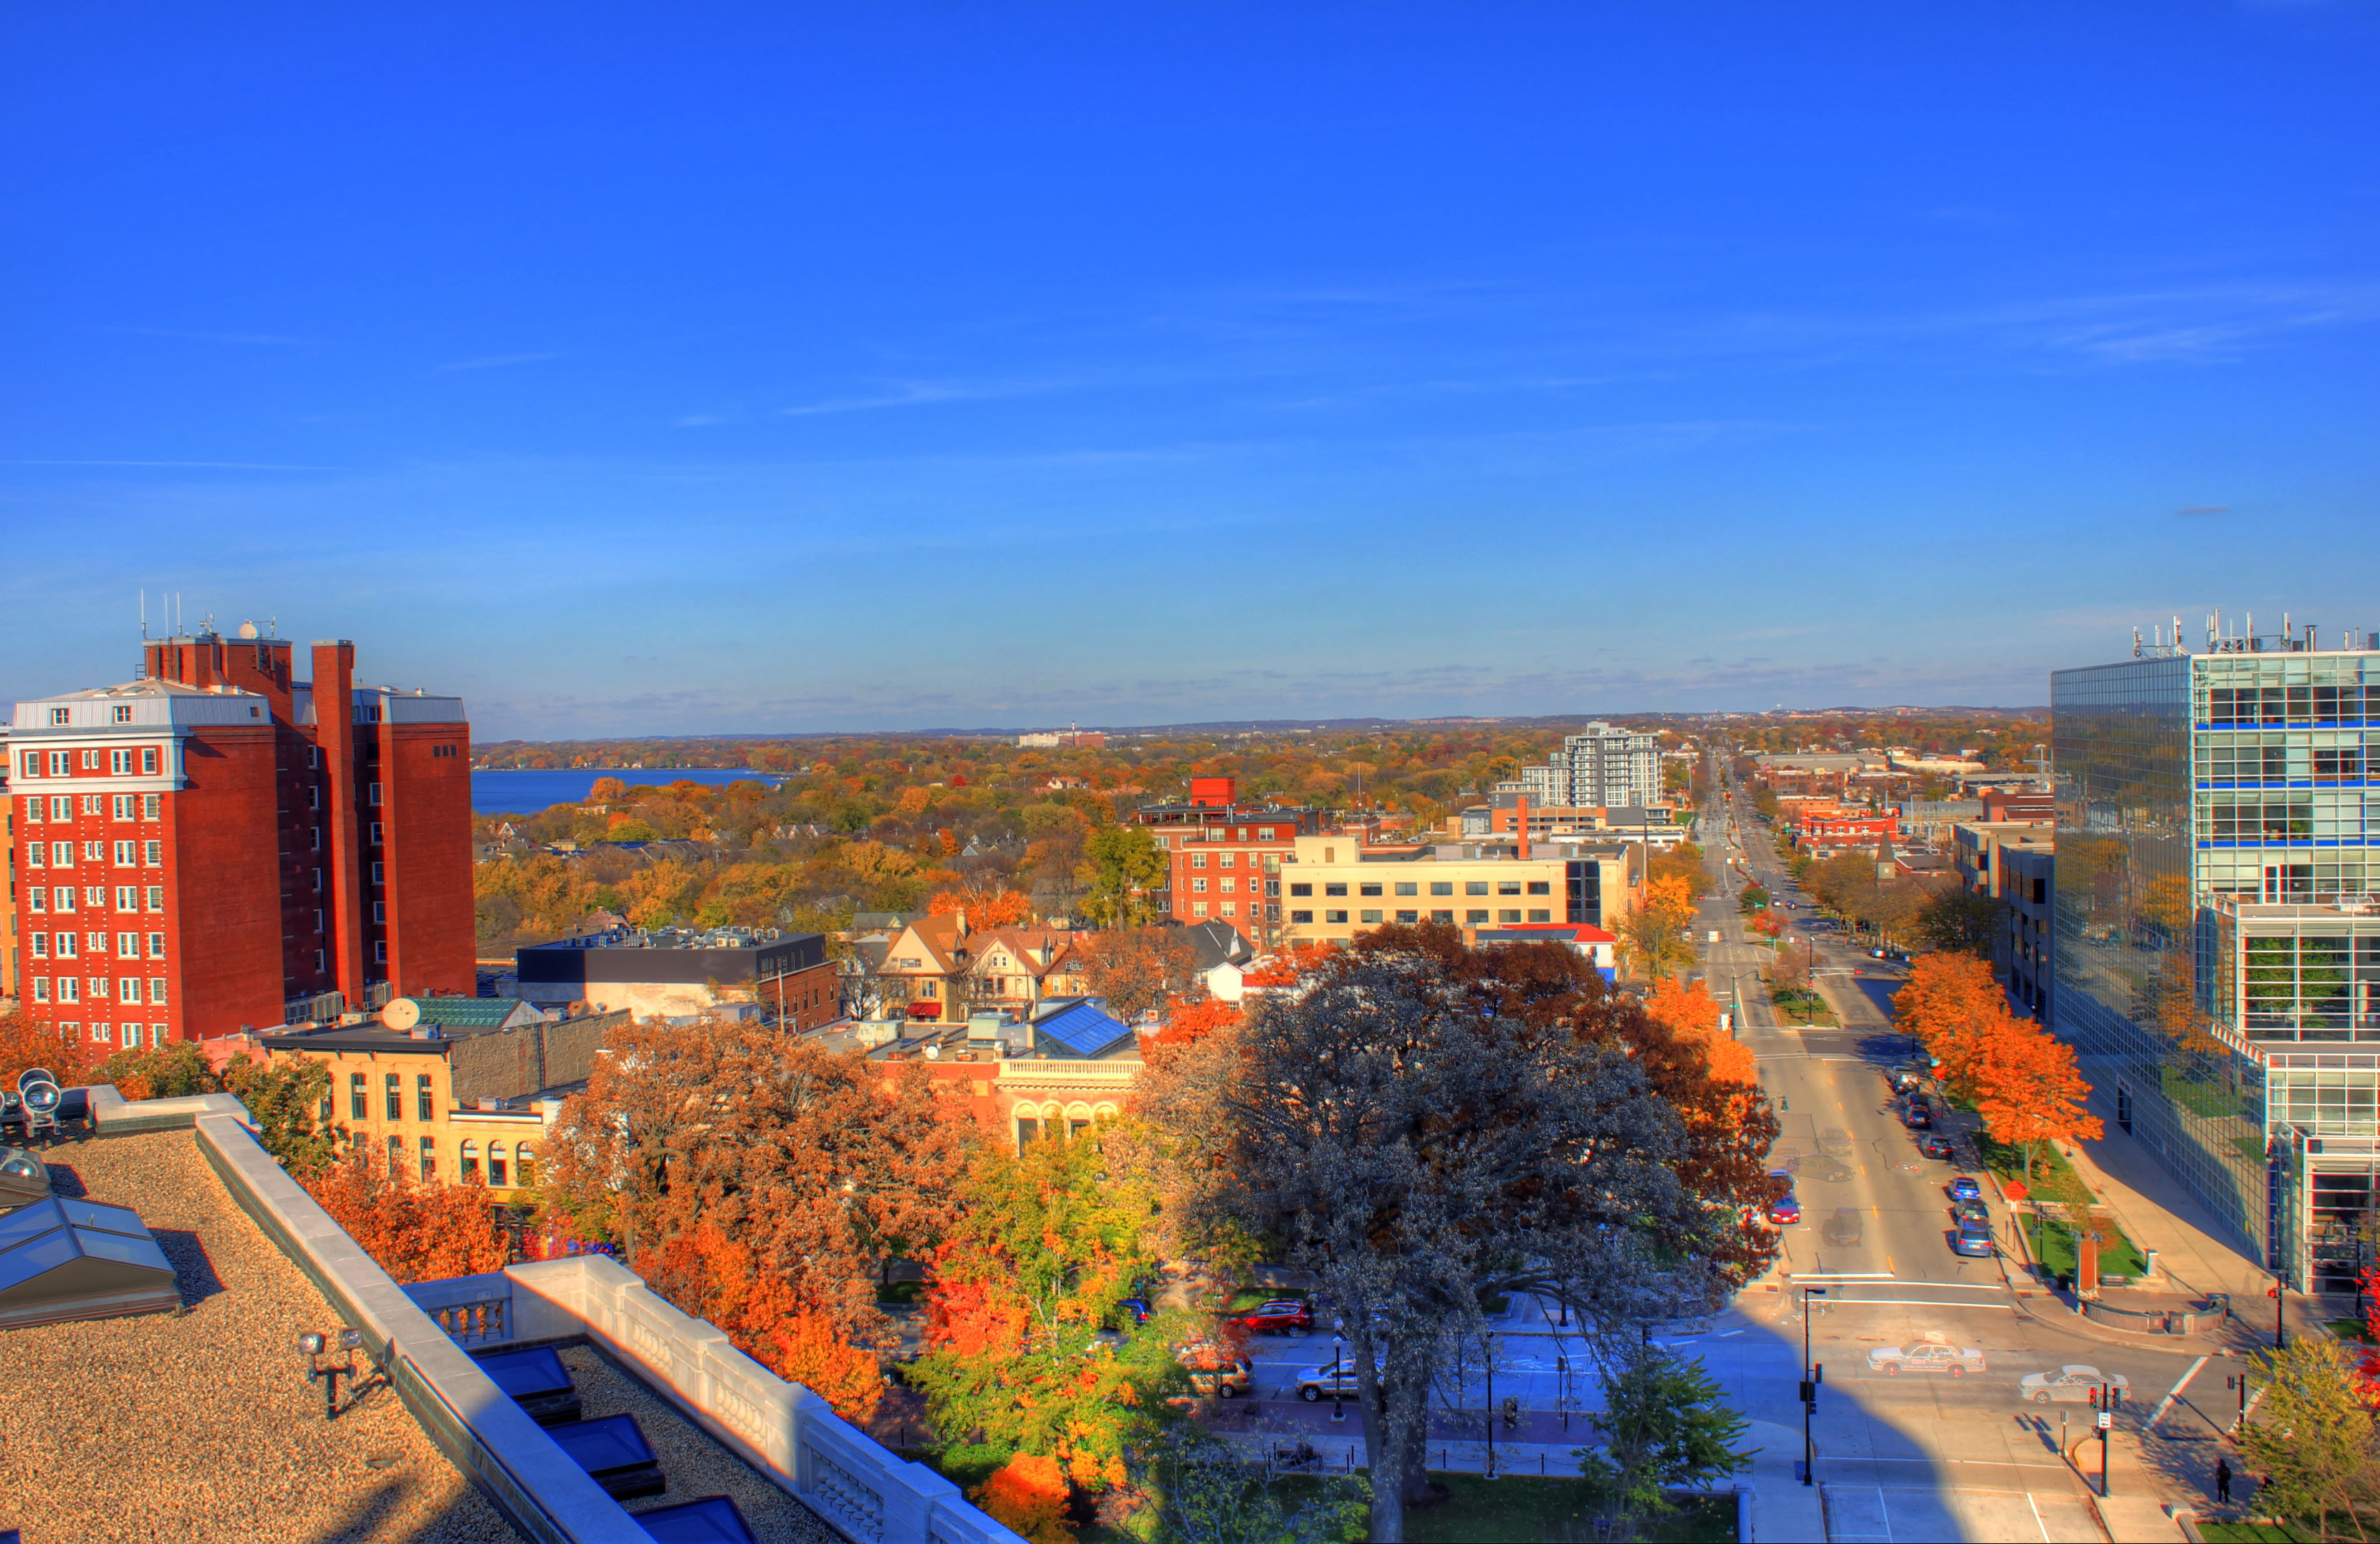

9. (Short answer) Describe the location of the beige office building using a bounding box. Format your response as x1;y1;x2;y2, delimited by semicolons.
1275;835;1639;947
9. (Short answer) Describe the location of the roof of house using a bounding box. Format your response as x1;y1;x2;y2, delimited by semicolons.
880;914;965;973
1181;919;1254;972
395;996;545;1030
1029;999;1139;1060
6;1129;517;1540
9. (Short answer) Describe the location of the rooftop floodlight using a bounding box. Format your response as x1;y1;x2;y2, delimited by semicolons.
339;1328;364;1351
297;1331;327;1356
16;1069;56;1095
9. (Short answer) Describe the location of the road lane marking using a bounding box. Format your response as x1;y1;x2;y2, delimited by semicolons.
2025;1492;2051;1541
2154;1355;2209;1429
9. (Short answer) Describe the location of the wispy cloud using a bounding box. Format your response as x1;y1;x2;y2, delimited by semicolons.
778;379;1062;417
433;351;565;374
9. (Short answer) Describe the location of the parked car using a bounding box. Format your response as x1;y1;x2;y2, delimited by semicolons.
1295;1361;1378;1401
1228;1301;1313;1338
1949;1176;1982;1201
1184;1358;1252;1399
1117;1297;1152;1324
1953;1198;1990;1227
1903;1100;1934;1130
1917;1133;1955;1161
1866;1341;1987;1377
2020;1366;2131;1404
1823;1208;1863;1247
1952;1221;1996;1257
1770;1191;1803;1226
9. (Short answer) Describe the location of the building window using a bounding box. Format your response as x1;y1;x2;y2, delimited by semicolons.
1467;909;1489;924
371;863;384;884
54;886;75;912
418;1074;434;1121
373;901;386;924
1527;908;1552;923
115;932;136;956
146;886;164;911
370;822;383;845
48;708;69;727
488;1143;509;1187
1325;883;1348;897
148;979;166;1004
369;782;383;806
374;941;387;964
1017;1118;1041;1149
460;1141;479;1182
350;1073;368;1121
110;748;133;772
1394;882;1418;896
48;751;69;775
1498;909;1522;923
387;1134;403;1171
1358;883;1383;897
1325;910;1349;924
148;933;164;958
31;978;48;1003
114;840;135;866
1355;908;1381;923
112;794;134;820
1290;883;1312;897
315;949;327;973
1192;902;1209;917
1290;909;1314;924
1222;902;1237;917
55;934;77;959
1191;853;1207;869
514;1147;534;1189
30;934;48;958
1527;881;1550;896
1498;881;1522;896
142;749;158;775
143;840;161;865
419;1137;436;1182
1191;878;1208;893
1431;909;1454;923
115;886;137;911
1464;881;1487;896
385;1073;403;1121
1396;910;1419;924
52;841;72;868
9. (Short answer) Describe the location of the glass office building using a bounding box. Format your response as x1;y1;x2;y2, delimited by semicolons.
2053;627;2380;1286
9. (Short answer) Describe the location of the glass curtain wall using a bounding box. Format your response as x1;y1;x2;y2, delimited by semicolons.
2053;656;2270;1257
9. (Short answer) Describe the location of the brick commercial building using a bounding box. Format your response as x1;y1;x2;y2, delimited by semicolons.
9;627;472;1048
1136;777;1323;944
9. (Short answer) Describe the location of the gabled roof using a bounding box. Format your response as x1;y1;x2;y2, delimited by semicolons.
883;914;965;972
966;927;1078;979
1182;920;1254;972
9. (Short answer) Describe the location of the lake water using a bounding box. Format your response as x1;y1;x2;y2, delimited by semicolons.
472;767;784;815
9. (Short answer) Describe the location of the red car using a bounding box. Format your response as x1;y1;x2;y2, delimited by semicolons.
1227;1301;1314;1338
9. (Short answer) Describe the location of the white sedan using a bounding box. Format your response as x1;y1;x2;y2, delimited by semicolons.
2019;1365;2130;1404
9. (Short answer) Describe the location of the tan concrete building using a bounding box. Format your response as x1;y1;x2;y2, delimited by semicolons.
1276;834;1640;948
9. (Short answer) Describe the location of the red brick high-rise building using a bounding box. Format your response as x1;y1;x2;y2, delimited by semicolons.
8;627;472;1047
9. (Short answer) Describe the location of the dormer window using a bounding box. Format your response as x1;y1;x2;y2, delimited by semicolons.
49;708;69;726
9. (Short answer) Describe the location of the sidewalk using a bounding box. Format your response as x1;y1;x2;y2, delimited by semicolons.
2062;1112;2270;1306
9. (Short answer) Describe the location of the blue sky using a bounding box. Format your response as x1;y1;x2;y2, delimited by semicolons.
4;4;2376;738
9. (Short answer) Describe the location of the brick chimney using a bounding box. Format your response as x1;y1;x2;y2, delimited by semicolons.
1515;795;1530;861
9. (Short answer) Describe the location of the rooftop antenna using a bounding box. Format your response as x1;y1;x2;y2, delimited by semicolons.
141;588;148;640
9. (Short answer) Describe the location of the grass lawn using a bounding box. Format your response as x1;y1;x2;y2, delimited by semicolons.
2328;1317;2374;1343
2202;1517;2380;1542
2024;1212;2149;1280
1975;1132;2095;1212
1274;1473;1736;1543
1770;987;1836;1026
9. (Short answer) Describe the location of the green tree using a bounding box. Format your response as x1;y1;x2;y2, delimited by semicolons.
92;1040;222;1100
1131;1425;1369;1544
2238;1337;2380;1539
1917;890;2004;957
224;1055;338;1173
1076;824;1168;929
909;1123;1177;1505
1578;1338;1755;1540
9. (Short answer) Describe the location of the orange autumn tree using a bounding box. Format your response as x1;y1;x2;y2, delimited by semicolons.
1149;998;1242;1049
1644;975;1756;1088
537;1016;972;1424
974;1454;1075;1544
1970;1017;2103;1181
930;886;1033;929
306;1146;508;1284
0;1011;101;1090
1894;952;2012;1097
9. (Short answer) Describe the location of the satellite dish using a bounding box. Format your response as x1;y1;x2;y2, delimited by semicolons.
237;620;260;639
382;998;422;1032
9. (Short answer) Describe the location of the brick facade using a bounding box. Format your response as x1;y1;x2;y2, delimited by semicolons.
9;629;472;1050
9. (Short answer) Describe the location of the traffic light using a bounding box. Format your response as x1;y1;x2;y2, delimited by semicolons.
2109;1384;2123;1407
2088;1388;2101;1409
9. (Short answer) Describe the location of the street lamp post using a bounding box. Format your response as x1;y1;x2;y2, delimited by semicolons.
1801;1288;1827;1485
1330;1333;1345;1424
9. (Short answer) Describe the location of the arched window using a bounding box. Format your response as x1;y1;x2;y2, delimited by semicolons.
460;1140;480;1182
386;1134;403;1173
514;1146;536;1190
487;1141;509;1189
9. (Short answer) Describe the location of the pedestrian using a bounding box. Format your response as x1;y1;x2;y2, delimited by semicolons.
2216;1457;2232;1505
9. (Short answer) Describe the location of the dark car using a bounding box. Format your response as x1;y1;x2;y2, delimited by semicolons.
1903;1100;1934;1130
1823;1208;1863;1246
1917;1133;1955;1161
1952;1220;1996;1258
1953;1198;1990;1226
1228;1301;1313;1338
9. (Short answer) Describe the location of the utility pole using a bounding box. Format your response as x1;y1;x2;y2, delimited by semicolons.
1482;1330;1497;1480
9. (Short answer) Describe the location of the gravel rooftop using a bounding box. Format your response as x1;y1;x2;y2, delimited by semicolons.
0;1130;517;1544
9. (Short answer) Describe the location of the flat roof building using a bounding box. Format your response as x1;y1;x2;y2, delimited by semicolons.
514;926;837;1027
